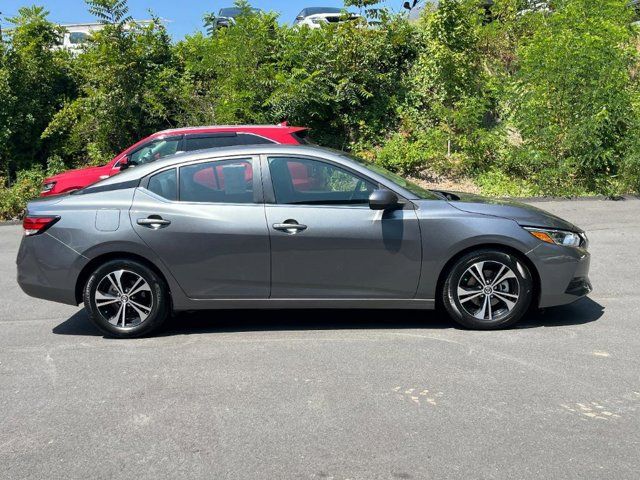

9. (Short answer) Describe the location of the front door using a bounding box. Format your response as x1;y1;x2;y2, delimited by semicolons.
130;156;270;299
263;155;422;299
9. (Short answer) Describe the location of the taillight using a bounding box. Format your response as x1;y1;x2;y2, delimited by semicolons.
22;216;60;236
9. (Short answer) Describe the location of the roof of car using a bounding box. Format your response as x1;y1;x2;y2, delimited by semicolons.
79;144;423;201
154;124;307;135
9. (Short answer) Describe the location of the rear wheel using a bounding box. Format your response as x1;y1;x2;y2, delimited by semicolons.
442;250;533;330
83;259;169;338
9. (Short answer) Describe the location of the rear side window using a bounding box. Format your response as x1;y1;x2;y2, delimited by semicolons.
147;169;177;201
185;133;274;152
179;159;254;204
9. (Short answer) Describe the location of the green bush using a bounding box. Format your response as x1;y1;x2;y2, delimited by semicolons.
0;156;66;220
2;0;640;205
0;167;46;219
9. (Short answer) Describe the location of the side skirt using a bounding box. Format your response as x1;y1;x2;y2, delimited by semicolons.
173;298;436;311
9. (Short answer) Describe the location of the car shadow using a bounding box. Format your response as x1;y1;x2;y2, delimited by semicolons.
52;297;604;337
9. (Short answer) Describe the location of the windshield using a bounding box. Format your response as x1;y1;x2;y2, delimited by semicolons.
343;153;441;200
219;7;260;17
302;7;343;16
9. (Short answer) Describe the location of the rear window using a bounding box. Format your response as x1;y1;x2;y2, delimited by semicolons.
291;130;313;145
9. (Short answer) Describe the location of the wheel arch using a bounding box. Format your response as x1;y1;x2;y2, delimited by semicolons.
75;252;172;306
435;243;541;309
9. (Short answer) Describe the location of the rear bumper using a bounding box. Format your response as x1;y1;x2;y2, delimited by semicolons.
16;233;86;306
527;243;592;308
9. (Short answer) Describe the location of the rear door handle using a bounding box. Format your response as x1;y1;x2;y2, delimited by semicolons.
273;221;307;234
137;215;171;229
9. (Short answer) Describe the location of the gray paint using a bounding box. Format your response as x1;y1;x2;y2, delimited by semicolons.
16;145;591;311
95;209;120;231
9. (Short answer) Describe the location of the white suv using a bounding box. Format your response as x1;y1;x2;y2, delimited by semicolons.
294;7;362;29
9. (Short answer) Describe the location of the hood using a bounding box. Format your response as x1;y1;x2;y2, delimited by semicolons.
437;191;582;232
45;164;110;183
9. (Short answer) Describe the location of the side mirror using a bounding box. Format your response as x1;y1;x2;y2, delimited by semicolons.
119;157;130;171
369;189;399;211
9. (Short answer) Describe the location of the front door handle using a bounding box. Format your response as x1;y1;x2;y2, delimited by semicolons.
137;215;171;229
273;220;307;234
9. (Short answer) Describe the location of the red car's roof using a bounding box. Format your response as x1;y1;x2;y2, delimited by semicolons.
153;124;307;136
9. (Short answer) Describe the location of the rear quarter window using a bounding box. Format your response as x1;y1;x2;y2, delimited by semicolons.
147;169;177;201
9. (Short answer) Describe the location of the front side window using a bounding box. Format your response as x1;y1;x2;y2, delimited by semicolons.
343;153;441;200
130;137;182;166
268;157;376;206
147;169;177;201
179;159;254;204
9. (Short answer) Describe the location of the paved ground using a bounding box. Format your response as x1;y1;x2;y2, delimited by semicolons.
1;199;639;480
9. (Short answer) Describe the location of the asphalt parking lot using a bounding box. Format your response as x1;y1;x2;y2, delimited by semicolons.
1;198;639;479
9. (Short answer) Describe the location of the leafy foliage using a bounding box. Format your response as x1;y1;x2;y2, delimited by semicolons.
510;0;638;194
85;0;132;24
2;0;640;219
0;7;74;176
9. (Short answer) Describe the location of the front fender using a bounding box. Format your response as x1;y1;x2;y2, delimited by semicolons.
415;201;537;299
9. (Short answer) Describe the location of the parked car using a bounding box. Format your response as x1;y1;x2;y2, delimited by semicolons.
294;7;362;28
212;6;263;29
18;144;591;338
40;124;309;196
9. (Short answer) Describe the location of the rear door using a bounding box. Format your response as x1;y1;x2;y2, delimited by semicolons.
130;155;270;299
262;155;422;299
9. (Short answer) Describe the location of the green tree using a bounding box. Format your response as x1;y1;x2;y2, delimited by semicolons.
398;0;496;175
268;15;417;149
0;6;73;176
511;0;638;193
44;1;181;163
176;6;280;126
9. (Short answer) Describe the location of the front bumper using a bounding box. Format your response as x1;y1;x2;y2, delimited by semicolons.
526;243;591;308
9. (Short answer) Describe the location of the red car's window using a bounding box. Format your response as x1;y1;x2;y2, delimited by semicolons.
130;137;182;165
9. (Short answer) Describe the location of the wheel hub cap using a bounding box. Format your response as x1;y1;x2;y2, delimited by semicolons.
456;260;520;322
95;269;153;329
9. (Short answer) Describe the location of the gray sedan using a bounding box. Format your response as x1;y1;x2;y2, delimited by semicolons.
17;145;591;337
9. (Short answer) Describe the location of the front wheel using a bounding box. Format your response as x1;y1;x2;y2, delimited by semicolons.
442;250;533;330
83;259;169;338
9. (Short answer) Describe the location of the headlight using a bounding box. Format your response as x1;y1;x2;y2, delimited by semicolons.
524;227;586;248
41;181;57;193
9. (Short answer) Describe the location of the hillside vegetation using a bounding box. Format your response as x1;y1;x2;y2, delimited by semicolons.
1;0;640;218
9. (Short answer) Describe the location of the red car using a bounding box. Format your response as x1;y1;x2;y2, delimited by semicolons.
40;124;309;196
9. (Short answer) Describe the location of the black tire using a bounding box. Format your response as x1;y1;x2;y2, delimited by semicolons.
442;249;533;330
83;259;169;338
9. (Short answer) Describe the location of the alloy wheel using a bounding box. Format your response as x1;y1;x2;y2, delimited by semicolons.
95;269;153;328
456;261;520;322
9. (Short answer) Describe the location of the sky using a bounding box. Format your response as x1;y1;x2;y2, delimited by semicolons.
2;1;398;39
